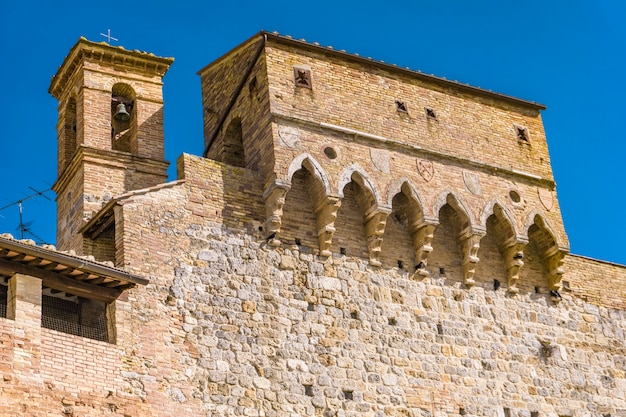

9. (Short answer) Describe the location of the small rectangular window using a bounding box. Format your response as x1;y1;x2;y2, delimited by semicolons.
42;291;109;342
0;283;7;319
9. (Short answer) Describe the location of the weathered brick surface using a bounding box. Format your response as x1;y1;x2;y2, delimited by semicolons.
2;33;626;417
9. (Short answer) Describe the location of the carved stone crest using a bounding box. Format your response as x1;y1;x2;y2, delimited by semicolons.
416;159;434;182
538;188;554;211
463;171;482;195
370;149;390;173
278;125;300;148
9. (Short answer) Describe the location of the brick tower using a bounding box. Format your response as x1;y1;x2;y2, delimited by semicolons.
49;38;173;254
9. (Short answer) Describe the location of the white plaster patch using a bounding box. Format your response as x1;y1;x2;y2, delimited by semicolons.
370;148;390;173
463;170;482;195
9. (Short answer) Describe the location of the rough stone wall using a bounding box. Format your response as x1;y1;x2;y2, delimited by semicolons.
2;156;626;417
4;34;625;417
117;159;626;416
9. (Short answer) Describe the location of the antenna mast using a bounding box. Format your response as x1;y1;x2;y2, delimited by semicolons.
0;187;51;242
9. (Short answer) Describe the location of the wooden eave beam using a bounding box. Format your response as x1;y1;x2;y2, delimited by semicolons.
0;259;122;302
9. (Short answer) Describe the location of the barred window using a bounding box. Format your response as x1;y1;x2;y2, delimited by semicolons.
41;291;109;342
0;284;7;319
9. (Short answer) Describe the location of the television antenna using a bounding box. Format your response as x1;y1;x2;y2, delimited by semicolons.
0;187;51;243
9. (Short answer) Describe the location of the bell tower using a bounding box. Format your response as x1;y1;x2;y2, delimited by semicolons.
49;38;174;253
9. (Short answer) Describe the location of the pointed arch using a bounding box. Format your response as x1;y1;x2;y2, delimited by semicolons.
433;191;475;231
381;179;427;270
386;177;426;212
519;211;567;296
480;199;519;238
522;210;563;249
475;200;520;292
337;164;384;208
286;153;331;196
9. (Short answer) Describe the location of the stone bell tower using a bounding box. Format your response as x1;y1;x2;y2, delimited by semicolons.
49;38;173;253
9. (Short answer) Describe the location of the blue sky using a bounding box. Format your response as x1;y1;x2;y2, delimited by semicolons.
0;1;624;264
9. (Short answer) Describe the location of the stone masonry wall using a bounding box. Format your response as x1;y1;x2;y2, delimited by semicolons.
117;157;626;416
2;156;625;417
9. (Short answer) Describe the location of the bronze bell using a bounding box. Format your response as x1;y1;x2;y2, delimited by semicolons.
113;102;131;122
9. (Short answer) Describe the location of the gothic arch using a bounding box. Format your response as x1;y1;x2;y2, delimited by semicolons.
386;177;426;212
287;153;331;196
381;178;431;271
432;191;475;231
337;164;384;209
519;211;567;297
480;199;519;238
522;210;564;249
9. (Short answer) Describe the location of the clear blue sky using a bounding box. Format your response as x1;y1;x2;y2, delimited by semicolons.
1;1;624;264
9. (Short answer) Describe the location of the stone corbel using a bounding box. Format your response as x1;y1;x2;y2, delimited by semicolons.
315;196;342;257
544;247;566;302
502;238;527;294
458;227;485;287
263;181;291;247
364;206;391;267
410;218;438;277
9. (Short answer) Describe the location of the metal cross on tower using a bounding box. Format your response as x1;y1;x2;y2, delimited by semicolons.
100;29;118;44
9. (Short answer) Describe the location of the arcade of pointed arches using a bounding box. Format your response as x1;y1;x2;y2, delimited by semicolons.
267;153;566;300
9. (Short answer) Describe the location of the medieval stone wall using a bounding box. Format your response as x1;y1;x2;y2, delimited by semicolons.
2;34;625;417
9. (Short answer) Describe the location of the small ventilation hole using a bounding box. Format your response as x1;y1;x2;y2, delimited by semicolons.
343;390;353;400
294;67;312;88
323;146;337;159
516;126;529;142
425;107;437;119
395;100;408;113
340;247;346;256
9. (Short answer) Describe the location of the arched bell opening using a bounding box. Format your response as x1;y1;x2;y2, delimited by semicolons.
111;83;136;153
380;183;424;271
59;96;77;173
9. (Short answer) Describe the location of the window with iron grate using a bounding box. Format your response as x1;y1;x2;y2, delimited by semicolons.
0;284;7;319
41;292;109;342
